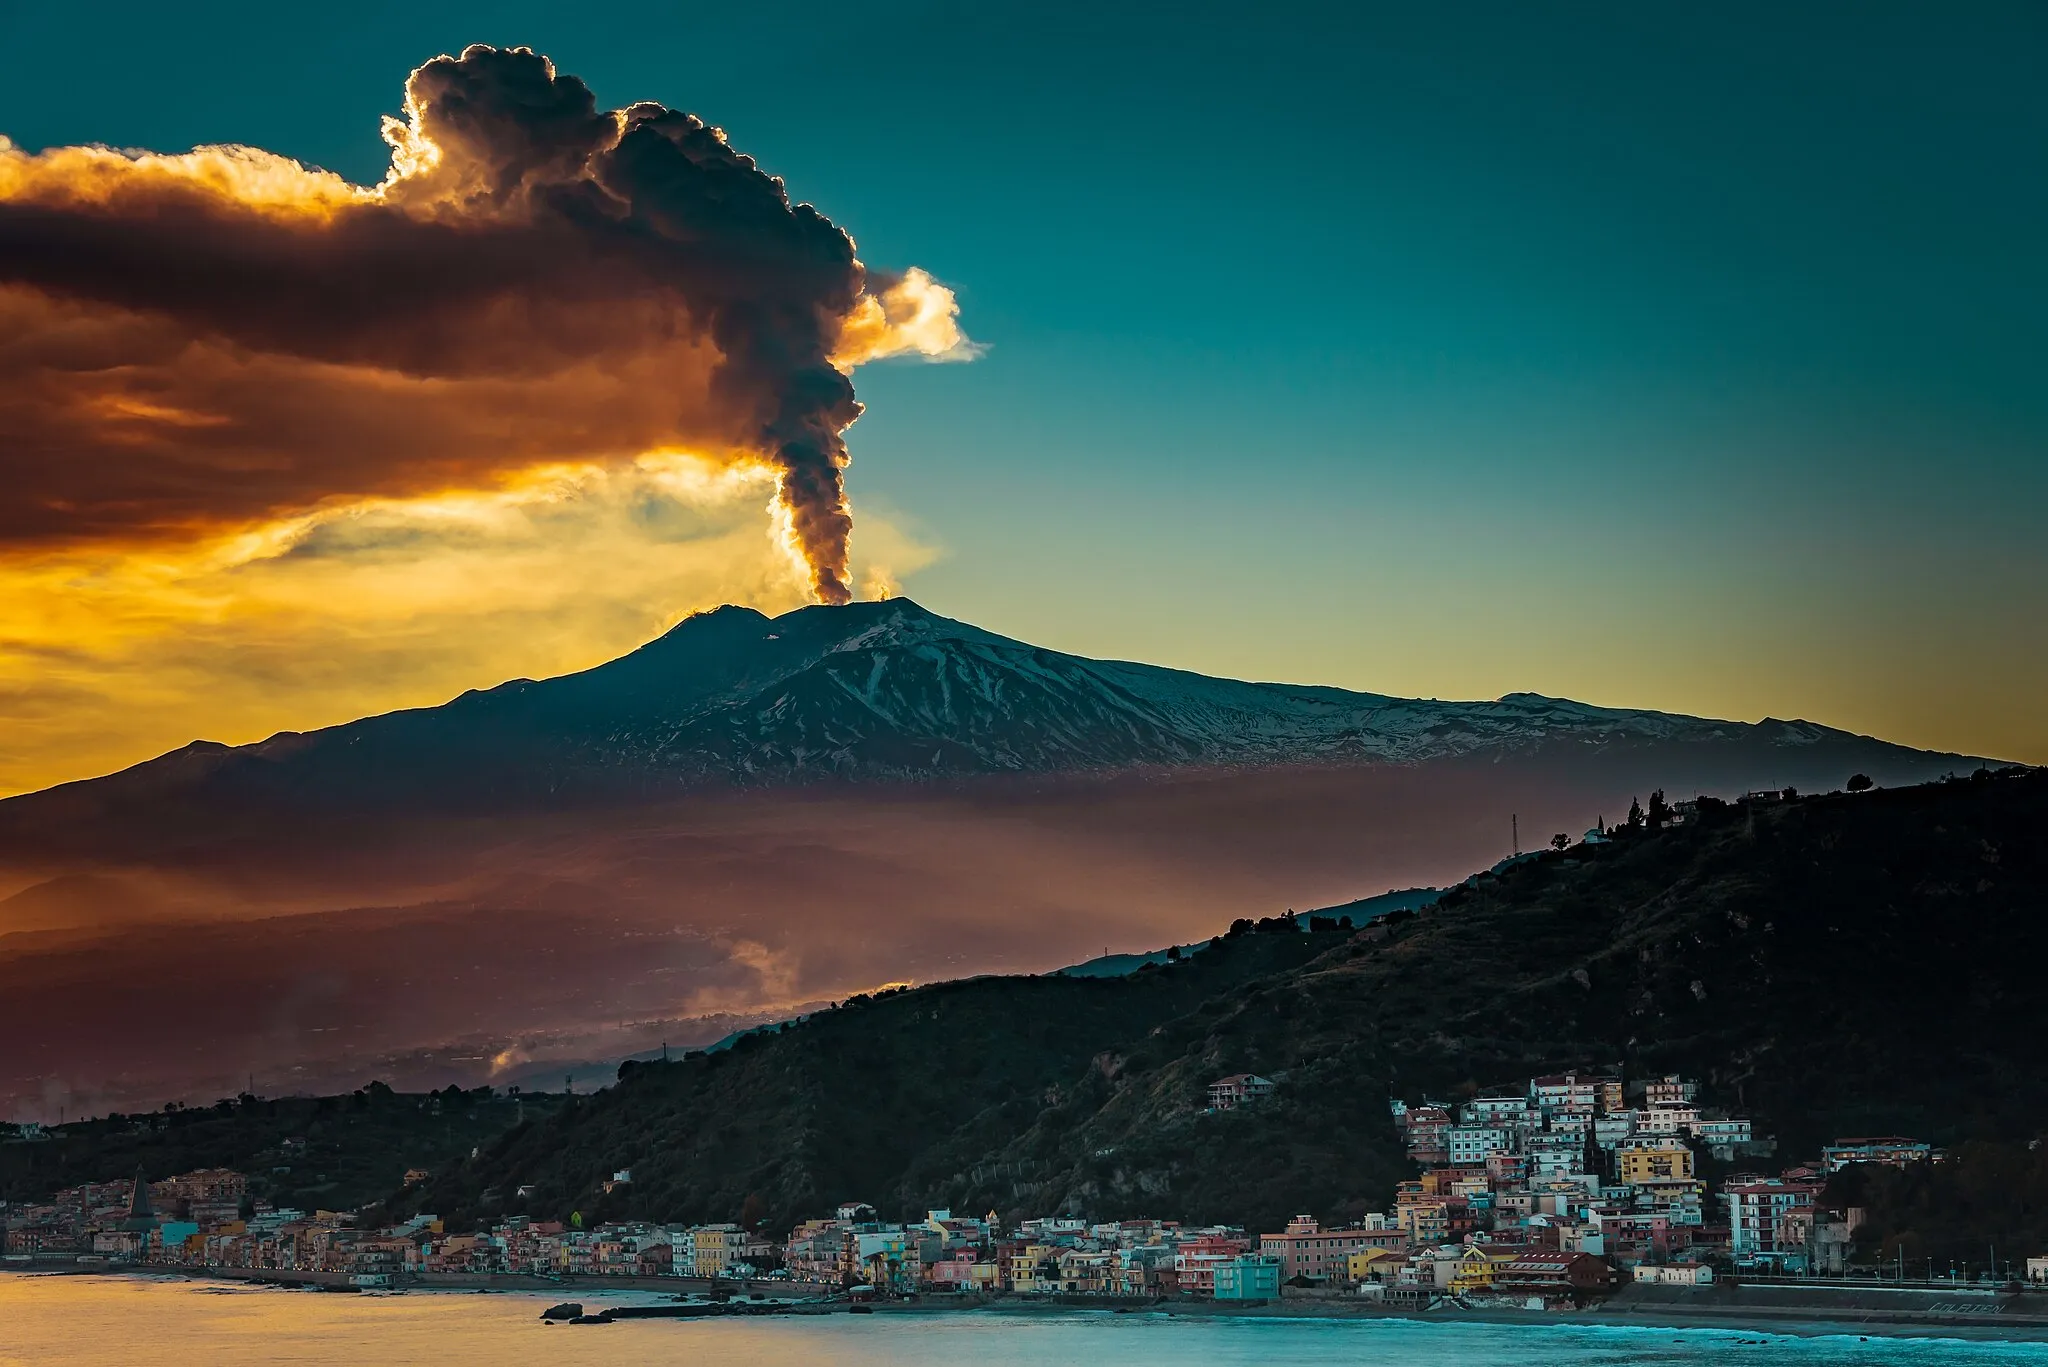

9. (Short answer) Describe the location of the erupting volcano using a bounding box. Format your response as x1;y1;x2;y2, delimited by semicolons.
0;44;974;604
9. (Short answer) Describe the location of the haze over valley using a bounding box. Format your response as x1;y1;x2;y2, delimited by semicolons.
0;599;1986;1118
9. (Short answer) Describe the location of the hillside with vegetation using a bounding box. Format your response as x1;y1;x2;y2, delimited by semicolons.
1826;1139;2048;1272
383;768;2043;1236
381;928;1343;1232
979;767;2047;1232
1;1085;558;1214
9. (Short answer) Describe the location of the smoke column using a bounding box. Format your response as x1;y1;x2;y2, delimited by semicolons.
0;45;971;602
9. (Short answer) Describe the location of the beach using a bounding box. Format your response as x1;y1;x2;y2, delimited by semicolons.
7;1267;2048;1351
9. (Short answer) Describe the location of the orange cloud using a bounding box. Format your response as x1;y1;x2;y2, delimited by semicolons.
0;44;973;604
0;454;942;796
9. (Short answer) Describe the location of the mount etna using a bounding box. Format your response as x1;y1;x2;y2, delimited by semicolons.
0;599;1987;1118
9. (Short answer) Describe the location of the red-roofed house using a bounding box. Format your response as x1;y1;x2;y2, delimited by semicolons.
1207;1075;1276;1112
1497;1250;1617;1297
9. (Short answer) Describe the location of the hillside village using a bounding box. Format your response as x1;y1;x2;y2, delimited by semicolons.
10;1066;2019;1305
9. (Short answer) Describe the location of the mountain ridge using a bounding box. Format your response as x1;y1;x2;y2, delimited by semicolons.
0;598;1986;839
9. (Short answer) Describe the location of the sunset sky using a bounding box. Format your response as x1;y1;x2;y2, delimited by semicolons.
1;1;2042;796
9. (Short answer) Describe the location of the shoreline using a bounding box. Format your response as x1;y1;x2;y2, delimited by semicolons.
942;1290;2048;1343
10;1266;2048;1343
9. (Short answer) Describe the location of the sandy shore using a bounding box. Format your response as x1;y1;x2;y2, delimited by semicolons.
13;1266;2048;1342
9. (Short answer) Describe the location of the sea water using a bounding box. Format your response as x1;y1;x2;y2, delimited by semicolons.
3;1276;2046;1366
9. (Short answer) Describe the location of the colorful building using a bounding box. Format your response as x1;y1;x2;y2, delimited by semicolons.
1347;1247;1404;1283
1821;1137;1933;1172
1213;1253;1282;1300
1205;1075;1275;1111
1724;1177;1822;1266
1259;1214;1403;1280
1617;1141;1695;1186
1173;1235;1251;1295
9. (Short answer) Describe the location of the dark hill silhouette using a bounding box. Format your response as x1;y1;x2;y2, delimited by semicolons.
388;769;2044;1236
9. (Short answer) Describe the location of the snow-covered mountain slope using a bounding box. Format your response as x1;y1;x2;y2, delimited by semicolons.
539;597;1942;777
0;598;1986;834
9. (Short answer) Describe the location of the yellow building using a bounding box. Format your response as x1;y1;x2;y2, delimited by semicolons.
1346;1247;1404;1283
1447;1245;1518;1294
1009;1243;1061;1293
1395;1200;1447;1245
692;1223;746;1276
1618;1141;1694;1185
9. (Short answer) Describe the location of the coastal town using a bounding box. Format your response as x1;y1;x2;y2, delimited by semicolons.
10;1069;2029;1306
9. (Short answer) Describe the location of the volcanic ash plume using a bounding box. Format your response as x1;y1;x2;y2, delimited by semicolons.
0;45;972;603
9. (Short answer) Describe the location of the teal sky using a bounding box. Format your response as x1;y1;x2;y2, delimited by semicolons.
3;1;2042;762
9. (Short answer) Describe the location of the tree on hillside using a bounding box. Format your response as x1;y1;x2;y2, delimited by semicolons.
1626;797;1645;830
1646;790;1672;829
1847;773;1874;792
1551;834;1569;851
1828;1141;2048;1270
